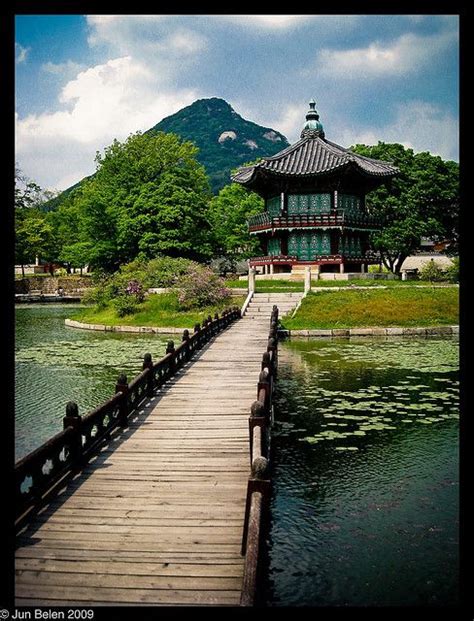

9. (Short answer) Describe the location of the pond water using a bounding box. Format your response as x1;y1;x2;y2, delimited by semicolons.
264;336;459;607
15;305;170;460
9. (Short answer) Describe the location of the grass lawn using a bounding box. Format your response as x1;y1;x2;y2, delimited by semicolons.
281;287;459;330
71;293;245;328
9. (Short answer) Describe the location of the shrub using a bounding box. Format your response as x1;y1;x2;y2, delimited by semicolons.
54;267;68;277
174;264;231;309
113;294;140;317
368;264;391;273
81;273;115;309
145;257;195;288
444;256;459;283
419;259;447;282
125;279;145;303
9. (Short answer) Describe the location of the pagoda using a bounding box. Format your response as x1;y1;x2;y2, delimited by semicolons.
232;100;399;275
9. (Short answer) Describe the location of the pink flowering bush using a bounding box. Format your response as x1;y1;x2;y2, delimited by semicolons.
174;264;231;309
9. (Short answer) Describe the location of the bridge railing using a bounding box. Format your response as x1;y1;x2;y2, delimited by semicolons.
15;306;241;532
240;304;278;606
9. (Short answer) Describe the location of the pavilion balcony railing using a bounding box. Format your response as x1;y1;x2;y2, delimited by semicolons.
249;252;380;266
248;209;382;232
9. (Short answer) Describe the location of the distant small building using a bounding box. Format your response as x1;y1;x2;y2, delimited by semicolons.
232;100;399;275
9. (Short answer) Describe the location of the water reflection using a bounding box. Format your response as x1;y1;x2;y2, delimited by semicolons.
264;336;459;607
15;305;170;460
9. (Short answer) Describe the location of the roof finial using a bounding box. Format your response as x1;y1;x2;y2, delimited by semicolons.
301;99;325;139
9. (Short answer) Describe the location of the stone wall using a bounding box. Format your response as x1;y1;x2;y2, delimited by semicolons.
15;276;93;295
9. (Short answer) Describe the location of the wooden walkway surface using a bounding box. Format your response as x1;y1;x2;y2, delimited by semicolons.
15;313;271;606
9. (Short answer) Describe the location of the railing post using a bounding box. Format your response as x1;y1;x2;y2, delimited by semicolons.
63;401;83;466
115;373;129;428
249;400;267;463
142;353;154;397
257;368;271;409
241;455;271;563
304;265;312;294
248;267;256;294
182;329;190;360
193;323;201;348
166;340;176;374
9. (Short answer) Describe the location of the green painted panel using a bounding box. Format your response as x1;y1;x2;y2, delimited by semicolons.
268;237;281;256
321;232;331;254
288;193;331;215
288;195;299;215
288;232;298;256
340;194;361;214
298;233;310;260
309;232;320;258
267;196;281;217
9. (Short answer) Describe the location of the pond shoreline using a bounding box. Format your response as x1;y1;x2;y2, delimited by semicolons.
65;317;459;337
280;325;459;337
65;318;185;334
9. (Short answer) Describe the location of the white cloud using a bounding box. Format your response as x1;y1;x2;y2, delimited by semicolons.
317;29;457;78
15;43;30;64
16;56;200;190
215;14;359;31
336;101;458;161
86;15;207;60
41;60;85;76
218;15;309;30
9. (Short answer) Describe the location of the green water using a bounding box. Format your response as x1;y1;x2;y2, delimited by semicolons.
15;305;171;460
265;336;459;607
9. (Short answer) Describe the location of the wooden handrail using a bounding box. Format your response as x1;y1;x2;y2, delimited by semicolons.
15;306;242;531
240;305;278;606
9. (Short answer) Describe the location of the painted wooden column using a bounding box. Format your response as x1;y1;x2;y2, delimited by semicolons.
269;263;274;275
339;262;345;274
313;264;320;281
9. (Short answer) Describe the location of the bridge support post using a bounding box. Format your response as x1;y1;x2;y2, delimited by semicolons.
115;374;129;428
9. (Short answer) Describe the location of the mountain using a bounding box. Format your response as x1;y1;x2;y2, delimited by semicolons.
148;98;290;193
42;98;290;209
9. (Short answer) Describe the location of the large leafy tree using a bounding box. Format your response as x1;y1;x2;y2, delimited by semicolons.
15;167;56;276
72;131;213;270
351;143;459;273
207;182;264;264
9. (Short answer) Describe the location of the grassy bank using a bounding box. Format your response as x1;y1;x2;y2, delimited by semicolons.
281;287;459;330
226;278;456;292
226;279;305;292
71;293;245;328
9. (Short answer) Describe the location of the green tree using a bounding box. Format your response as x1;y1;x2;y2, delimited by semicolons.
207;182;264;264
15;213;54;276
59;241;93;275
15;167;56;275
73;132;213;270
350;143;459;273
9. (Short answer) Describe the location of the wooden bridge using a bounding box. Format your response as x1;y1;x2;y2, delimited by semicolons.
15;293;302;607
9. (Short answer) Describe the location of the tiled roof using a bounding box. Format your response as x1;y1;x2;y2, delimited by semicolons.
232;135;399;184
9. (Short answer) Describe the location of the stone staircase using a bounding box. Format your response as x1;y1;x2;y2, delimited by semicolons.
242;292;304;324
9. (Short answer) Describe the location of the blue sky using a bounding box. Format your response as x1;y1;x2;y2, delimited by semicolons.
15;14;459;192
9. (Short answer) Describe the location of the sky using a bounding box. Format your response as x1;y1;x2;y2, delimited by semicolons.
15;14;459;192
